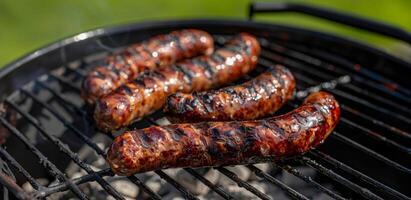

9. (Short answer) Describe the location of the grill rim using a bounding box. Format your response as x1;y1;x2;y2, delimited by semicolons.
1;18;410;100
0;20;410;199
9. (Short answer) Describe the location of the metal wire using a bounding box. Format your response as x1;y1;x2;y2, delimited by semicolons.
24;78;164;199
309;150;410;200
4;100;125;200
0;117;89;200
0;34;409;200
300;157;384;200
217;167;272;200
0;147;41;191
247;165;310;200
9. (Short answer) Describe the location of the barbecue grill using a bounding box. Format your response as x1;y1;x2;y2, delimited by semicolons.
0;3;410;200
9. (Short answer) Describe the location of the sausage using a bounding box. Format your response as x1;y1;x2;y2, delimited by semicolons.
81;29;214;104
164;65;295;122
107;91;340;176
94;33;261;131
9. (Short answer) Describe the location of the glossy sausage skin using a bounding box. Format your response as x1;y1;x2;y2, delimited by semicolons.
164;65;295;122
94;33;260;131
82;29;214;104
107;91;340;176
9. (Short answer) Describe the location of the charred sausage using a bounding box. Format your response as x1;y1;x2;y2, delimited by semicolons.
164;65;295;122
94;33;260;131
107;91;340;176
82;29;214;104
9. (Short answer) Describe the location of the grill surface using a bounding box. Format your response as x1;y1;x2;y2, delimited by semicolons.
0;16;410;200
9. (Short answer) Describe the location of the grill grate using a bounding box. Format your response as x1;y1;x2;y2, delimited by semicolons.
0;32;410;200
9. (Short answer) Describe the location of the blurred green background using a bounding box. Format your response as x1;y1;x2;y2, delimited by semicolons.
1;0;410;67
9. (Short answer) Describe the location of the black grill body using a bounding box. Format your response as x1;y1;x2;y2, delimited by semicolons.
0;3;410;200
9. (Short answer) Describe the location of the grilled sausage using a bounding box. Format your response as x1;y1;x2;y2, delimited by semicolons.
82;29;214;104
94;33;260;131
107;91;340;176
164;65;295;122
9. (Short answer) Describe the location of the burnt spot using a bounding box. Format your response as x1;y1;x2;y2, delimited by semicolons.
270;68;285;88
151;70;167;82
186;30;197;45
244;85;257;100
224;88;240;100
203;102;214;113
207;143;224;161
210;127;222;140
241;130;261;155
169;34;185;52
223;46;243;55
205;92;216;103
260;79;274;96
267;121;286;137
183;98;194;112
210;53;226;63
138;133;153;149
192;59;214;79
170;128;186;141
224;139;239;155
293;113;309;126
120;85;134;96
228;42;251;55
133;79;146;87
174;64;194;84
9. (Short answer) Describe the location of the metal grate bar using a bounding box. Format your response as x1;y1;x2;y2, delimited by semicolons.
294;70;411;145
0;171;34;200
6;33;410;200
275;41;411;97
41;168;112;196
49;73;81;92
247;165;310;200
300;157;384;200
291;71;411;139
41;167;163;200
20;89;105;156
0;147;41;191
259;40;411;105
24;79;162;199
259;54;411;126
36;80;86;116
339;118;410;154
126;176;162;200
65;66;86;77
184;168;235;200
155;170;199;200
144;118;236;199
340;104;411;140
331;132;411;174
331;89;411;125
287;99;410;174
217;167;272;200
262;60;411;153
0;117;88;200
4;100;125;200
259;49;411;116
310;150;410;200
145;117;306;200
275;163;346;200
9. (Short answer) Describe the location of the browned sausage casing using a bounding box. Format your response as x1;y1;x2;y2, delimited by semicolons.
94;33;260;131
107;91;340;176
164;65;295;122
82;29;214;104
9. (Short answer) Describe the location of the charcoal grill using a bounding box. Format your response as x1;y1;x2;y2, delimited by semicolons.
0;3;410;200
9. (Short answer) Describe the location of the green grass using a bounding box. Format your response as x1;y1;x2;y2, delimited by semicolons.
1;0;410;67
